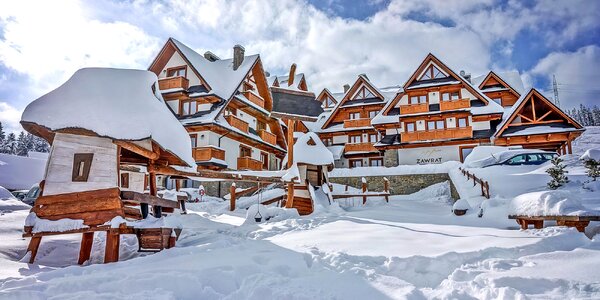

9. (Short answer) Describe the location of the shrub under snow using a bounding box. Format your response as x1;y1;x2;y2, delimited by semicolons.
580;149;600;181
508;190;587;216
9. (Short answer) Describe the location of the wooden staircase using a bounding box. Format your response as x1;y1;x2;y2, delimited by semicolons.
283;181;314;215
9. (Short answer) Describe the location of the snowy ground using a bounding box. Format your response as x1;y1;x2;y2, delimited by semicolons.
1;128;600;299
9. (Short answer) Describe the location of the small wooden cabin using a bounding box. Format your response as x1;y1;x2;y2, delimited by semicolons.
20;68;196;264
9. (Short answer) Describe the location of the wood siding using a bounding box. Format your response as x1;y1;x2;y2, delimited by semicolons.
400;103;428;114
440;98;470;111
343;118;371;128
225;114;250;133
193;146;225;161
242;91;265;108
237;157;263;170
402;127;472;142
158;76;189;90
258;130;277;145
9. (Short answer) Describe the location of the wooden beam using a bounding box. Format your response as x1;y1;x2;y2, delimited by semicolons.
120;191;180;208
531;97;536;121
517;114;534;123
27;236;42;264
286;119;295;209
230;184;236;211
114;141;159;160
104;229;120;263
537;110;553;122
149;172;157;196
78;232;94;265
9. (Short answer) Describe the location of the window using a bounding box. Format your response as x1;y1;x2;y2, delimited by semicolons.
369;158;383;167
420;65;446;80
256;121;266;131
492;98;502;105
167;66;186;77
181;101;197;116
190;134;197;148
260;152;269;169
506;155;526;165
369;133;378;143
405;122;415;132
460;146;475;163
441;91;460;101
350;159;363;168
322;137;333;146
225;107;236;116
120;173;130;189
349;135;362;144
239;145;251;158
369;110;378;118
353;86;376;100
72;153;94;182
436;120;445;129
409;95;427;105
458;118;468;128
427;120;444;130
325;97;335;107
349;112;361;120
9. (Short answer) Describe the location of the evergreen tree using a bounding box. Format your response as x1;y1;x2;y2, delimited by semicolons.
546;157;569;189
0;121;5;145
25;133;35;153
33;135;50;153
15;131;29;156
3;133;16;154
593;105;600;126
583;158;600;181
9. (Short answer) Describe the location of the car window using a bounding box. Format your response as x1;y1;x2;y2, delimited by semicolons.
542;154;555;160
527;154;541;162
27;187;39;198
0;187;13;199
506;155;526;165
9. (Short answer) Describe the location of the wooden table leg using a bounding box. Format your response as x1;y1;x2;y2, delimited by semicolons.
78;232;94;265
27;236;42;264
104;230;120;263
518;219;528;230
533;220;544;229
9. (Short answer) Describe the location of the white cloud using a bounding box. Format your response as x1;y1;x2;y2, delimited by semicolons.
530;45;600;109
0;101;22;134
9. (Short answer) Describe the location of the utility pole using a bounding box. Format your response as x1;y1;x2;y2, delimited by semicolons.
552;74;560;108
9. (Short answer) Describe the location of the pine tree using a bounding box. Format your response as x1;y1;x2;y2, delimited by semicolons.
592;105;600;126
3;133;16;154
583;158;600;181
25;133;35;153
15;131;29;156
33;135;50;153
546;157;569;189
0;121;5;145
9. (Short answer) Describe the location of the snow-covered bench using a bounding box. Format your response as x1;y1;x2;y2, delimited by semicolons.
508;215;600;232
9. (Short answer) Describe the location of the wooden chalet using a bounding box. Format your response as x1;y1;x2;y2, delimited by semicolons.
20;68;196;264
316;88;340;110
493;88;584;154
148;38;287;174
373;53;506;164
472;71;525;107
315;74;397;168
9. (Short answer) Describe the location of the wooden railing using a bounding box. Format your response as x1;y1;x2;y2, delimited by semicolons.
258;129;277;145
237;157;263;170
344;118;371;128
459;167;490;199
400;103;428;114
402;127;472;142
192;146;225;162
225;114;249;133
440;98;470;111
242;91;265;108
344;143;378;153
158;76;189;90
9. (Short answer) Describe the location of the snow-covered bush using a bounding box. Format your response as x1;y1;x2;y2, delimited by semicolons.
580;149;600;181
509;190;586;216
452;199;471;215
546;156;569;189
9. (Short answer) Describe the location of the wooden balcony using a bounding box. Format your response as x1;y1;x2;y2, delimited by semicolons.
344;143;378;153
402;127;473;142
344;118;371;128
242;91;265;108
237;157;263;170
225;114;249;133
400;103;428;114
258;129;277;145
158;76;189;91
192;146;225;162
440;98;470;111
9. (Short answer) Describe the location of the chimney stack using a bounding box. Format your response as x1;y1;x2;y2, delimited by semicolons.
343;84;350;93
288;63;297;86
233;45;245;70
204;51;220;62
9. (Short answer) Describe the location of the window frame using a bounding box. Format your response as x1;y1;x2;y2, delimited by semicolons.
120;172;130;189
348;135;362;144
405;122;416;132
349;112;361;120
349;159;363;168
239;145;252;158
369;158;383;167
260;152;269;170
166;65;187;78
190;134;197;148
72;153;94;182
457;117;468;128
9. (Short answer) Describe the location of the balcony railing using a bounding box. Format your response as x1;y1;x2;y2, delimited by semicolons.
242;91;265;108
343;118;371;128
344;143;378;153
237;157;263;170
225;114;249;133
402;127;473;142
193;146;225;162
258;129;277;145
400;103;428;114
158;76;189;91
440;98;470;111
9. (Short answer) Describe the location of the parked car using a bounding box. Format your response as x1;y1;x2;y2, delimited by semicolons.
22;183;41;206
470;149;557;168
0;186;17;201
11;190;29;201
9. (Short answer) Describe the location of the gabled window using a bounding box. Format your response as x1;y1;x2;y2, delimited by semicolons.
325;96;335;107
352;86;376;100
420;64;446;80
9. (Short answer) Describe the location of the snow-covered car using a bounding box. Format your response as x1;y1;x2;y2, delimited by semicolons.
0;186;17;201
11;190;29;201
469;149;557;168
22;184;41;206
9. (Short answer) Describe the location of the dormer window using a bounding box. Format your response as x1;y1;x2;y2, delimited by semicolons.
420;65;445;80
352;86;375;100
325;96;335;107
167;66;186;77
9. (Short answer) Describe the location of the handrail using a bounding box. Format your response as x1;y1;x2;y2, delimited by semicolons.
458;167;490;199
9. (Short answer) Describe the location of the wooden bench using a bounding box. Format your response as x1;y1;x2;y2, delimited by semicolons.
509;215;600;232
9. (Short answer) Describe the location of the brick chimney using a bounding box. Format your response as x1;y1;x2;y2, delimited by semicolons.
204;51;220;62
288;63;297;86
233;45;245;70
343;84;350;93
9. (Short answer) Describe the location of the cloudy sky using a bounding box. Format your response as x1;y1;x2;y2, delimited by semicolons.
1;0;599;133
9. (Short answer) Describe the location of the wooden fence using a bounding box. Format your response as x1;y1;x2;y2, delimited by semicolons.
459;167;490;199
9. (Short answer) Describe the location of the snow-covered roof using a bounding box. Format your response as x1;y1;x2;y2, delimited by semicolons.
472;71;525;95
0;153;46;190
21;68;195;167
171;38;258;101
286;132;334;167
268;73;306;92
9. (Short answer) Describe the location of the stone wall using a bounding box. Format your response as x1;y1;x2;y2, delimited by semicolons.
329;173;460;200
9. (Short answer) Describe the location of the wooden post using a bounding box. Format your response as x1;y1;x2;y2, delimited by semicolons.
383;177;389;203
104;229;120;263
362;177;367;205
567;138;573;155
78;232;94;265
149;172;157;196
26;236;42;264
230;183;236;211
285;118;295;209
175;179;181;191
167;229;176;249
